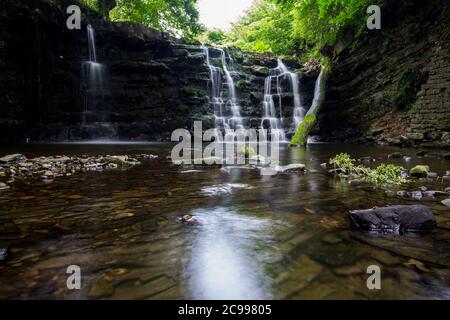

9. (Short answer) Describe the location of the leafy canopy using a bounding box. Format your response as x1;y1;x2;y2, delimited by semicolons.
80;0;205;41
225;0;379;58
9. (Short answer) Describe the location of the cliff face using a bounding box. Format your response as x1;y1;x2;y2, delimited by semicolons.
0;0;313;143
317;0;450;148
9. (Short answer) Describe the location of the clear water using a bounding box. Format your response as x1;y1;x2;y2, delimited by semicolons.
0;143;449;299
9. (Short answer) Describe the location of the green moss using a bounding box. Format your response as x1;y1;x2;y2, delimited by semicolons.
235;79;247;89
409;165;429;177
238;145;257;158
290;114;316;146
392;66;422;110
443;152;450;160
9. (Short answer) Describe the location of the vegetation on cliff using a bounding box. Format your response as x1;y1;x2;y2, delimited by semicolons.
80;0;204;40
224;0;381;60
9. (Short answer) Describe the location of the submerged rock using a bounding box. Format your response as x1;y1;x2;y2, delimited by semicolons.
349;205;436;233
388;152;403;158
410;165;430;178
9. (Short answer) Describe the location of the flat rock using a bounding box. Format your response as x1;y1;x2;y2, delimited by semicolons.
349;205;436;233
276;163;306;173
0;154;26;163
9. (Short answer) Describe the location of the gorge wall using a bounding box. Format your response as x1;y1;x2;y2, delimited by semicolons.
0;0;314;143
317;0;450;148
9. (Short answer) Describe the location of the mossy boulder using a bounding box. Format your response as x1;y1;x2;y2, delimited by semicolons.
291;114;316;146
388;152;403;158
410;165;430;178
238;145;257;158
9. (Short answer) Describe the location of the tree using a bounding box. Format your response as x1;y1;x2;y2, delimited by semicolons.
98;0;117;21
110;0;204;41
80;0;204;41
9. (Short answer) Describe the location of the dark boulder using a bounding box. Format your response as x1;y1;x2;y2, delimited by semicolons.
349;205;436;233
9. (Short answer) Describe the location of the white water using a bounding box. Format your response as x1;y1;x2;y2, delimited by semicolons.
306;69;325;116
82;25;105;124
202;46;245;141
261;59;303;141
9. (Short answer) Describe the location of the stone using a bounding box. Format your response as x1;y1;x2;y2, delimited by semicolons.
276;163;306;173
0;248;8;262
349;179;363;186
0;182;9;190
423;190;449;198
388;152;403;158
445;176;450;181
444;152;450;160
442;198;450;208
407;191;423;200
0;154;26;163
427;172;438;178
180;215;198;224
419;186;427;192
349;205;436;233
416;150;427;156
445;187;450;194
320;163;327;168
410;165;430;178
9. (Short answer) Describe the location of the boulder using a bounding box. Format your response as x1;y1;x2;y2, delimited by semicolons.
349;205;436;233
410;165;430;178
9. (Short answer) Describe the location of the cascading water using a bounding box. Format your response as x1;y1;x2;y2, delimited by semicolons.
202;46;245;141
82;24;105;124
261;59;304;141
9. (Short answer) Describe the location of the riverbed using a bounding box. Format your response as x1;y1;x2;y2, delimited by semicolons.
0;142;449;299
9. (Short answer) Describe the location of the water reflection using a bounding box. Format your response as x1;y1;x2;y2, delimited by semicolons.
184;208;274;299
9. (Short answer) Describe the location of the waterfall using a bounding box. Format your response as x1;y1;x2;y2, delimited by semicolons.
202;46;245;141
260;59;304;141
306;69;325;116
82;24;105;124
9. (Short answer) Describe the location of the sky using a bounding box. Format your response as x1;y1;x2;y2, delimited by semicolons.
197;0;254;30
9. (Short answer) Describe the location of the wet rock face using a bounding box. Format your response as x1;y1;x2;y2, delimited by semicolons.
349;205;436;233
317;0;450;147
0;0;314;143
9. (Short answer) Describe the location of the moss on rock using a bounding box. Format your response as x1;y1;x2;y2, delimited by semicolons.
290;114;316;146
410;165;430;178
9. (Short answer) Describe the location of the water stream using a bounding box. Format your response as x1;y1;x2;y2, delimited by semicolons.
0;143;449;299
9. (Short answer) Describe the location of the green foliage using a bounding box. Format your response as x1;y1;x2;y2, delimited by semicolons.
329;153;369;176
392;66;422;109
199;29;227;46
224;0;382;59
290;114;316;145
226;0;298;56
367;164;405;185
81;0;204;41
329;153;406;185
